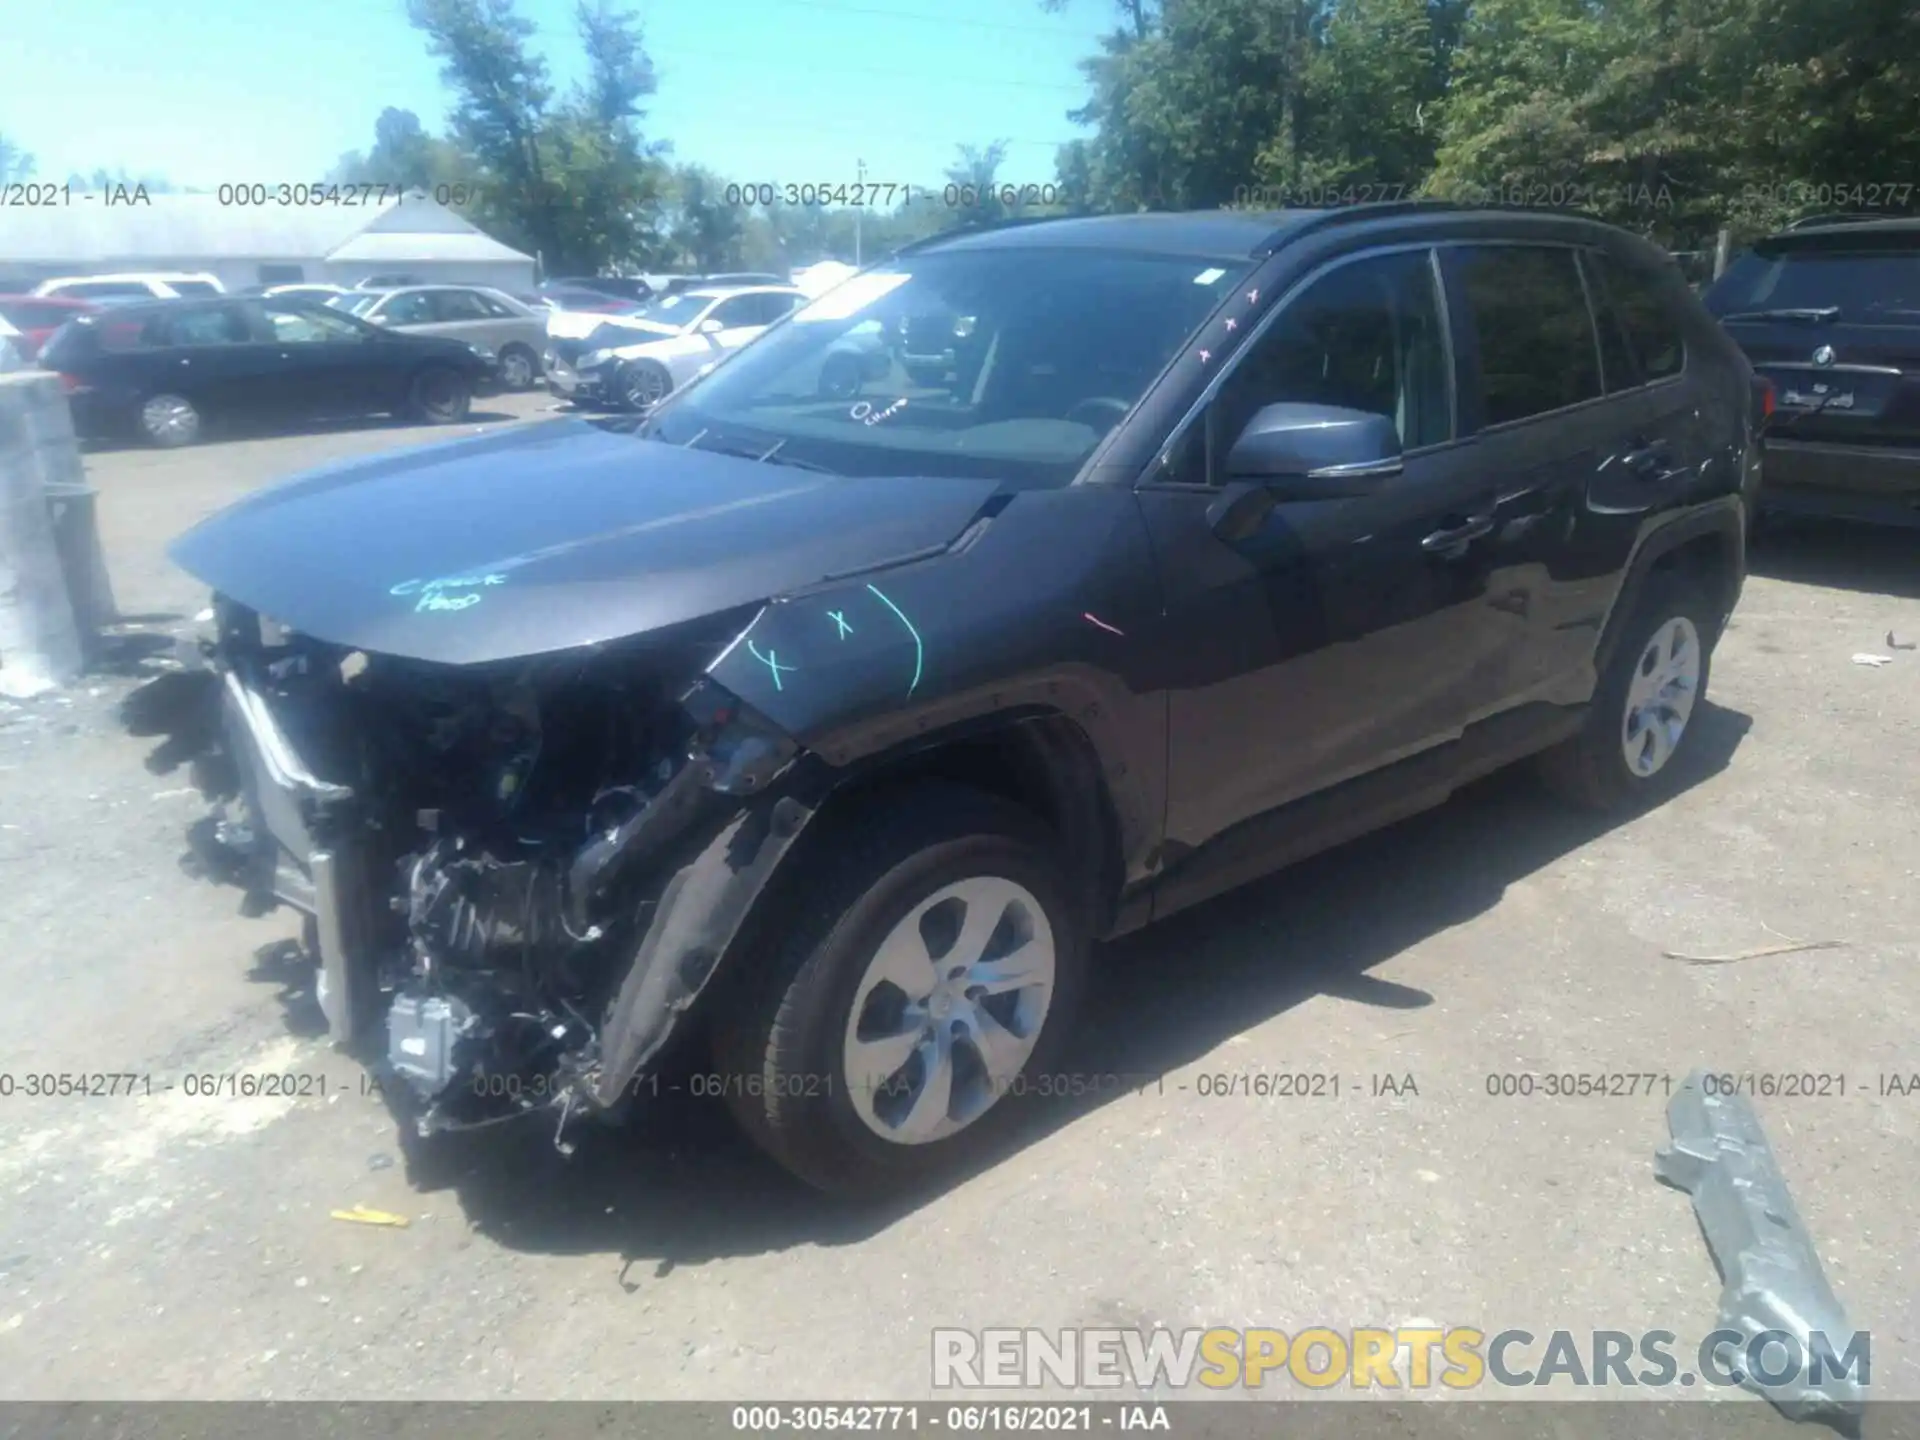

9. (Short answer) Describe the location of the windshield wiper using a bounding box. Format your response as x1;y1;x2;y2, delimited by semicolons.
1718;306;1842;323
685;430;842;476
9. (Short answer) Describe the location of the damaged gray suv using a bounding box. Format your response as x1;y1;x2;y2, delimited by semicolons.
166;205;1757;1195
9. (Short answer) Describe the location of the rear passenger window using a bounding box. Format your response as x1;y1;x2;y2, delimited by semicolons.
1594;254;1684;380
1454;246;1601;425
432;290;492;321
164;307;249;346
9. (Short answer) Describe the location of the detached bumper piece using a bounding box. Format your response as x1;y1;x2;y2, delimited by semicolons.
1655;1071;1865;1427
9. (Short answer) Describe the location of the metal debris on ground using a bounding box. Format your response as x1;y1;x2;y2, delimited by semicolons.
329;1206;409;1228
1662;938;1848;965
1849;653;1893;667
1655;1071;1865;1427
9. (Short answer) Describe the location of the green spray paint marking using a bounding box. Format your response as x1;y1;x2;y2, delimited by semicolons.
865;583;922;696
746;640;795;692
828;609;854;639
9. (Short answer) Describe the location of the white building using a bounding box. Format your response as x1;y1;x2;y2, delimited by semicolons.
0;190;538;293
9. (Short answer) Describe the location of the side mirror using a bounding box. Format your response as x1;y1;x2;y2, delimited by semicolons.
698;318;726;335
1223;402;1404;501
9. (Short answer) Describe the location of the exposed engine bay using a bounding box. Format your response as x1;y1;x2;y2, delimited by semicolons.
181;595;812;1146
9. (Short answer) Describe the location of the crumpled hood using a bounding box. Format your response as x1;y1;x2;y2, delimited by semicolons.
169;419;1001;666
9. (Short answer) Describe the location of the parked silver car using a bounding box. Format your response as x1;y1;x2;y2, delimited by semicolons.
546;285;806;410
328;285;546;389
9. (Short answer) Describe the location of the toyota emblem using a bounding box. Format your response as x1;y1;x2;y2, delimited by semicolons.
1812;345;1836;367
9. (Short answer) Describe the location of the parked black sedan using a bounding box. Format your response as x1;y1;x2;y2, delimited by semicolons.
39;295;501;447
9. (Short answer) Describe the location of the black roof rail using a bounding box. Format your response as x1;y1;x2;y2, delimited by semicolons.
1785;212;1901;230
1253;198;1609;255
887;212;1073;259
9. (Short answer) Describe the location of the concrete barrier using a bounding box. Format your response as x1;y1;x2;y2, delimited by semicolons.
0;371;87;696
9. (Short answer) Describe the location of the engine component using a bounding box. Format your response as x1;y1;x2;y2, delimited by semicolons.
387;992;478;1098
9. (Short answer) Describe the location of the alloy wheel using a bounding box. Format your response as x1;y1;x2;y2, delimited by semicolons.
841;875;1057;1145
1620;616;1701;777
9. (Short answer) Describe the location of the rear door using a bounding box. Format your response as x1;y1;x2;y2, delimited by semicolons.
422;287;501;350
1439;243;1655;704
152;302;271;418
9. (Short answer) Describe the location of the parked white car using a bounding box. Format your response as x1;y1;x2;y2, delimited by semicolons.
545;285;806;409
30;272;226;300
329;284;547;389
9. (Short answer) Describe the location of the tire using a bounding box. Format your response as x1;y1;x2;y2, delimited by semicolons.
712;782;1088;1197
617;358;673;411
498;344;539;391
1534;574;1715;811
139;392;202;448
407;366;472;424
819;352;864;399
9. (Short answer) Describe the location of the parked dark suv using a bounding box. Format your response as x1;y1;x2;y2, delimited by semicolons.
41;295;501;446
1704;216;1920;528
162;204;1753;1196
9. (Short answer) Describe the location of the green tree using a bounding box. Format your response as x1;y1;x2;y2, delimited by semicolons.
400;0;670;273
667;164;745;270
1039;0;1161;40
1279;0;1440;194
946;140;1014;223
330;108;467;191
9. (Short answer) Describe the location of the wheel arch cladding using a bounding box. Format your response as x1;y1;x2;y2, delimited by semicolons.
586;708;1126;1107
1598;501;1745;674
588;778;825;1108
816;711;1125;938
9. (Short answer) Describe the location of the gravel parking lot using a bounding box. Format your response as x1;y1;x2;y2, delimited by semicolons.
1;404;1916;1408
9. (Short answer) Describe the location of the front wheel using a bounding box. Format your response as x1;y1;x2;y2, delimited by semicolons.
617;358;673;411
713;783;1087;1197
1535;575;1715;810
407;366;472;424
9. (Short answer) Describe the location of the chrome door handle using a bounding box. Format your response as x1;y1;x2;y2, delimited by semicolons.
1421;513;1495;553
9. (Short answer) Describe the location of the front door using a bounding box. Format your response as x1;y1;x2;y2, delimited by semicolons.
1137;246;1532;855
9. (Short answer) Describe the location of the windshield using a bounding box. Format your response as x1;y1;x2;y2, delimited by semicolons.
329;292;385;315
1706;245;1920;319
643;247;1249;487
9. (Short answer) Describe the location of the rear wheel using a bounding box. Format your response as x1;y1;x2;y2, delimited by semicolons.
617;358;673;411
498;344;539;391
139;392;202;447
408;366;472;423
1535;575;1715;810
713;783;1087;1197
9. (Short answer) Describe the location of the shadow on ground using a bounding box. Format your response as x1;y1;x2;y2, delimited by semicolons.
362;701;1753;1279
1750;514;1920;602
77;406;525;454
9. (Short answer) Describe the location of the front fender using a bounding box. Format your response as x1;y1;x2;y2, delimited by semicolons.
704;484;1168;888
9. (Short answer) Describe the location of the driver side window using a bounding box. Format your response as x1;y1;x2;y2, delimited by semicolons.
1163;250;1451;486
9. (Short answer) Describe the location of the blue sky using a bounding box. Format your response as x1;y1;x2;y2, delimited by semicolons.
1;0;1111;192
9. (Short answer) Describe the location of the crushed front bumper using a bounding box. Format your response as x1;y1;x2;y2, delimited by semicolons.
210;653;827;1138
